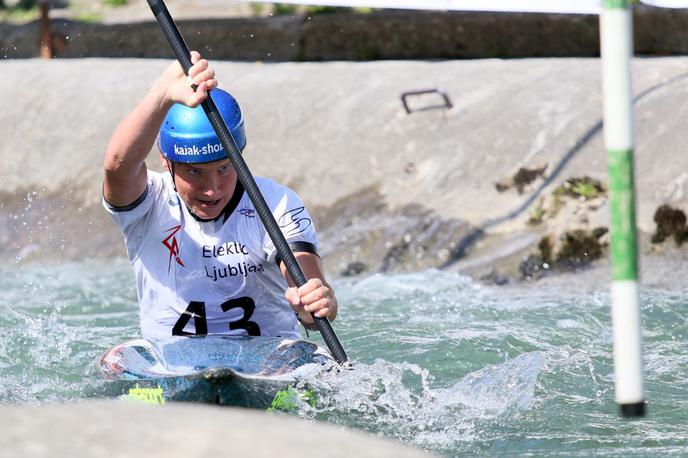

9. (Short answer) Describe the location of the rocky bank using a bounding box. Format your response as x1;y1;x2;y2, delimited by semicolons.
3;56;688;285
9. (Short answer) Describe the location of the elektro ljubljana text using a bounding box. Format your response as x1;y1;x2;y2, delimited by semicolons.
202;241;263;282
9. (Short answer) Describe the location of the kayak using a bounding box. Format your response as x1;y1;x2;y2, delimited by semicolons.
93;335;335;408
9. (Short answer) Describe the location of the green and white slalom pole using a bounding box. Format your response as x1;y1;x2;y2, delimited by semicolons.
600;0;645;417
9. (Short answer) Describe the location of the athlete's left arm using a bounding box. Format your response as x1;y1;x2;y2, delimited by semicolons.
282;252;337;330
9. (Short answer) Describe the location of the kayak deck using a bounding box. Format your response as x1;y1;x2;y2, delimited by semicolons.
93;335;334;407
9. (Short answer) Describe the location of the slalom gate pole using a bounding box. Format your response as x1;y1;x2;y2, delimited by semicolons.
600;0;645;417
145;0;349;365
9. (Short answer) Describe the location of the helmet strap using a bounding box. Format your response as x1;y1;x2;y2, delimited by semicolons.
165;159;178;193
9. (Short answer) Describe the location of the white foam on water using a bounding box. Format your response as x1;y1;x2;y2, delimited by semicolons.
292;351;546;453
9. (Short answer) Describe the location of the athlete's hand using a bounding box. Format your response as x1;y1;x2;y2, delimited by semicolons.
159;50;218;108
285;278;338;329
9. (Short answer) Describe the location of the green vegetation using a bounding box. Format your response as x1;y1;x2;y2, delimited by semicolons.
305;5;374;14
305;6;349;14
13;0;39;8
273;3;297;15
249;2;265;16
528;199;545;225
557;176;606;201
251;3;374;17
75;11;102;22
0;3;39;22
571;181;596;199
0;0;127;23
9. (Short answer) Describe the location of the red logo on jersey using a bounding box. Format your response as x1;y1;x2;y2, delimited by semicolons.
162;224;185;273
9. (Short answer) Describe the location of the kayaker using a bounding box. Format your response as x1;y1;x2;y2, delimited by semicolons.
102;51;337;342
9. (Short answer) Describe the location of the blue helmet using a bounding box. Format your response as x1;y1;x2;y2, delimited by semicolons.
158;88;246;163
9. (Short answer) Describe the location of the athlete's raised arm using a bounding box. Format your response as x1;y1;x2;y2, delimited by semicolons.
103;51;217;207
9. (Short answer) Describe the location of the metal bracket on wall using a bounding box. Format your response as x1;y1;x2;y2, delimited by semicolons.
401;88;453;114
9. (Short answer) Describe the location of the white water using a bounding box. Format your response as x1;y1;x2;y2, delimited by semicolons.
0;261;686;456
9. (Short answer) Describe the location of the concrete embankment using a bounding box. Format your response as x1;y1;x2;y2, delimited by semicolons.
0;401;433;457
2;57;688;279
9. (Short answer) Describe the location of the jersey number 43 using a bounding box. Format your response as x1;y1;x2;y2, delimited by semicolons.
172;297;261;336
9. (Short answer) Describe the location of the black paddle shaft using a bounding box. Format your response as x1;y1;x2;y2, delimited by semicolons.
146;0;348;365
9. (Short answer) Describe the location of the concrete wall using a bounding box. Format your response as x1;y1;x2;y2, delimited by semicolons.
1;6;687;61
4;56;688;273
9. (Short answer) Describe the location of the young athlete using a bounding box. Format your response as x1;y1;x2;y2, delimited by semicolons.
103;52;337;342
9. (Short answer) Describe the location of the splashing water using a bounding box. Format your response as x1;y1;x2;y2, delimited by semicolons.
289;350;545;452
0;261;687;456
0;260;138;404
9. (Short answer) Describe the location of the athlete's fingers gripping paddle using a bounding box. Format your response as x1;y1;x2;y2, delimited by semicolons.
145;0;348;365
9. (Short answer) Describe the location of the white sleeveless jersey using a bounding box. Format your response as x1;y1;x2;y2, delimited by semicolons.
104;171;319;342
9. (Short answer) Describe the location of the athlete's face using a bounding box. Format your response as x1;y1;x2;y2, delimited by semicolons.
162;157;237;220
